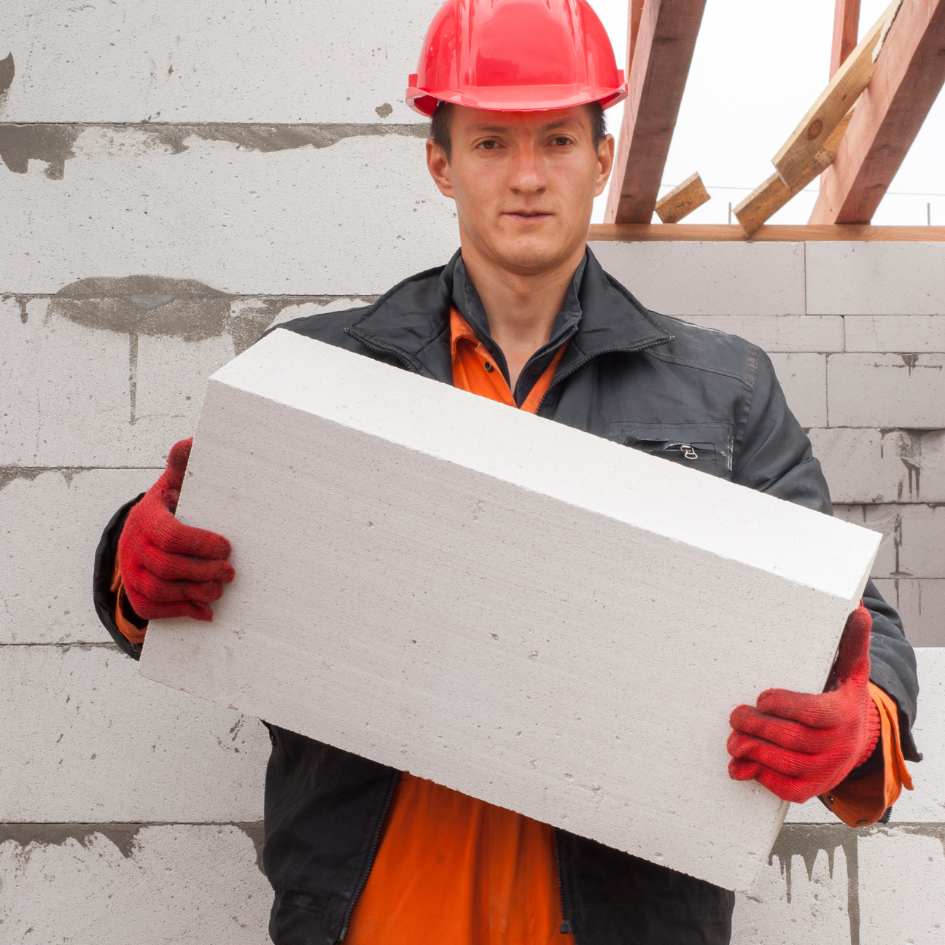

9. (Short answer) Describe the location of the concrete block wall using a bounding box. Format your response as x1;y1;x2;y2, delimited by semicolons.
1;2;941;942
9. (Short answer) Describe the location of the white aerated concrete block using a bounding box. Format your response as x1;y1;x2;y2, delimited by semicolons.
769;353;828;427
0;127;453;295
0;468;160;644
828;354;945;428
683;315;843;352
807;243;945;316
0;646;266;821
857;828;945;944
2;0;434;123
588;241;806;315
807;428;945;504
874;578;945;647
0;824;270;945
139;328;881;891
731;826;856;945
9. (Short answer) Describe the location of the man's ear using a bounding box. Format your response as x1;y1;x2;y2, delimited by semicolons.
426;138;455;199
593;133;615;198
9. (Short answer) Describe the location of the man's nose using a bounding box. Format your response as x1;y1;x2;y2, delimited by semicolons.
508;143;547;192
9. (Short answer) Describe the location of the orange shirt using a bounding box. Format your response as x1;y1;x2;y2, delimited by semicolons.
110;304;913;941
342;307;574;945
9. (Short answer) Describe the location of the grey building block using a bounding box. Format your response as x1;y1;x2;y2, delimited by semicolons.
828;354;945;428
845;315;945;352
731;825;855;945
0;824;270;945
587;241;807;315
807;243;945;316
1;0;438;123
769;353;828;427
808;428;945;504
0;468;159;644
0;127;456;295
0;646;267;821
857;827;945;944
682;315;843;352
875;578;945;647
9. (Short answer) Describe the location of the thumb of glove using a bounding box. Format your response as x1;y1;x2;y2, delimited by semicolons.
827;603;872;692
159;436;193;513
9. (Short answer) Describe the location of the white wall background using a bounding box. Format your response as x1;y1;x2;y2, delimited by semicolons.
1;2;942;943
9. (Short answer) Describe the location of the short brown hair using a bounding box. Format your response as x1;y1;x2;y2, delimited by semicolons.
430;101;607;160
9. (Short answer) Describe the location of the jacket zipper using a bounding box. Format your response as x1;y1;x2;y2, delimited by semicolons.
336;771;401;943
536;337;674;415
552;829;574;935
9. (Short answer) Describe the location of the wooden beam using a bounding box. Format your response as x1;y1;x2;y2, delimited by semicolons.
830;0;862;75
587;223;945;241
655;172;710;223
773;0;902;188
736;112;854;236
628;0;645;72
810;0;945;224
819;1;861;205
604;0;706;224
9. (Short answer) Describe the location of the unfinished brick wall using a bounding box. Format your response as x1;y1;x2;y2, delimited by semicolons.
1;2;941;942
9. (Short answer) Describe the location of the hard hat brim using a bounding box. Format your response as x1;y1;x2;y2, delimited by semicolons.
406;76;628;118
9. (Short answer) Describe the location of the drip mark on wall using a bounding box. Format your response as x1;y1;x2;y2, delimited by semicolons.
770;825;860;945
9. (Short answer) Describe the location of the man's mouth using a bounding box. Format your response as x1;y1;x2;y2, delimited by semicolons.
504;211;553;220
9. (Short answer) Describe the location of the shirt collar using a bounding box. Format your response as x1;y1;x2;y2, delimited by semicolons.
449;250;588;359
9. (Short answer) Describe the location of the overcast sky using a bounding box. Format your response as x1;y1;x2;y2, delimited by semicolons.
591;0;945;225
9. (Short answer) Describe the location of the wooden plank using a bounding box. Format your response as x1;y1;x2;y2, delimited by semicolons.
654;172;710;223
628;0;646;72
604;0;707;224
830;0;862;75
810;0;945;224
773;0;903;188
736;112;854;237
139;328;880;892
587;223;945;241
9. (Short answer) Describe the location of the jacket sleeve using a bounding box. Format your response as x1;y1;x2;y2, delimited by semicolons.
731;345;922;768
92;493;147;661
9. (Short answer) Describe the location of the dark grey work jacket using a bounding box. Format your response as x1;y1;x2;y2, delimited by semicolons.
93;245;921;945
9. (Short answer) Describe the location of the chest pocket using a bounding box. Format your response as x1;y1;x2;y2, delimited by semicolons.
604;420;734;480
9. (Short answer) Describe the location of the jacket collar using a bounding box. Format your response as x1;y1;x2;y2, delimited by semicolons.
346;245;674;383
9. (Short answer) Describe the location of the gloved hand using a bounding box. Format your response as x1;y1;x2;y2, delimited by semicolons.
117;437;234;622
727;603;881;803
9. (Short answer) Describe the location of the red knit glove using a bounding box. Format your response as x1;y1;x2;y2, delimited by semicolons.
727;604;881;803
117;437;234;622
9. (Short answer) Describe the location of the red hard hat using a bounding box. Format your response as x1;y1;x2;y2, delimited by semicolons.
406;0;627;117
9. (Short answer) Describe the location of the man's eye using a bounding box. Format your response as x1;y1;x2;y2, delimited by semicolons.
477;140;500;150
552;136;574;146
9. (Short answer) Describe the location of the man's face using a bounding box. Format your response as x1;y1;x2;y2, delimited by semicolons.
426;104;615;275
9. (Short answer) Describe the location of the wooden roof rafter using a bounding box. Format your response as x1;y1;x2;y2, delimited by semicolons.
604;0;706;224
810;0;945;224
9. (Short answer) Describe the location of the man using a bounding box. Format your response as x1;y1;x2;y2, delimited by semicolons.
92;1;921;943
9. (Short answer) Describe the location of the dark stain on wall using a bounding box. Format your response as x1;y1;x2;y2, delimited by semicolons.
0;466;47;493
0;823;143;860
0;53;14;98
49;276;274;354
0;121;428;178
149;122;427;156
0;124;80;179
